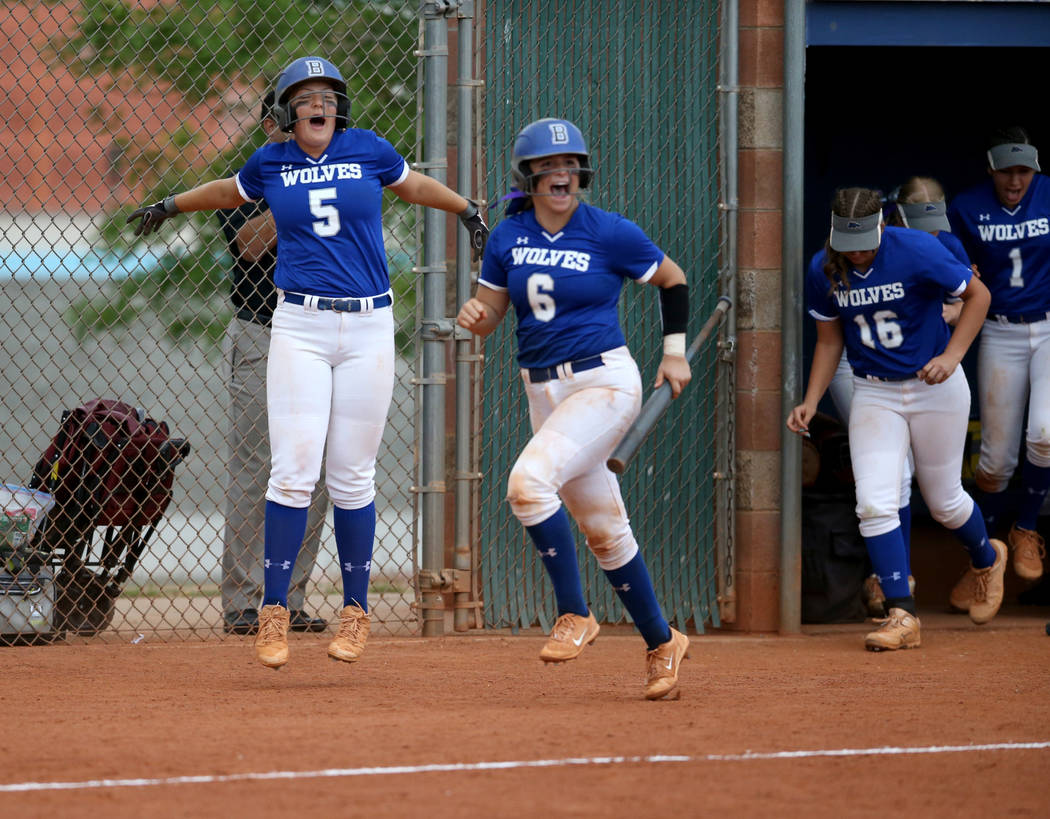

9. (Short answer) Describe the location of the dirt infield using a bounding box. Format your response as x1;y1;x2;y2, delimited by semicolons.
2;606;1048;818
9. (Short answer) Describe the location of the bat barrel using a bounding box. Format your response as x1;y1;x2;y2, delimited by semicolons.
606;296;732;474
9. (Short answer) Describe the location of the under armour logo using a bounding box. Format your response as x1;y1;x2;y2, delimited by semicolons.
343;561;373;572
614;583;631;593
281;164;293;171
516;236;529;245
979;213;990;221
264;559;292;570
540;548;557;558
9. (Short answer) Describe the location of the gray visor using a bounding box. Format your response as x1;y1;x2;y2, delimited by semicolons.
987;142;1040;171
898;200;950;233
829;211;881;252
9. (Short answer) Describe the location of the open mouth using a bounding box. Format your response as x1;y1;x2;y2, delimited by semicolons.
551;183;570;197
310;116;326;127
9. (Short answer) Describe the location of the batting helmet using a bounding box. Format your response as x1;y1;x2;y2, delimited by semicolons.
511;118;593;192
273;56;350;133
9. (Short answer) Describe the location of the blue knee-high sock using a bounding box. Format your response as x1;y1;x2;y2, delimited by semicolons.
1016;460;1050;532
263;500;309;607
334;502;376;611
864;527;911;601
525;508;588;617
898;504;912;578
950;503;996;569
603;552;671;650
977;489;1009;537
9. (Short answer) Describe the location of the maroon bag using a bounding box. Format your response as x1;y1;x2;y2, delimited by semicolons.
29;399;190;635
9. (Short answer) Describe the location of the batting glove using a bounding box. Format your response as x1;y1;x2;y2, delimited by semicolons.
126;195;180;237
458;199;489;262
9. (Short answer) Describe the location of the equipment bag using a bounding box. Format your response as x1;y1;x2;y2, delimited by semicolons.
0;484;57;644
801;490;870;624
28;399;190;636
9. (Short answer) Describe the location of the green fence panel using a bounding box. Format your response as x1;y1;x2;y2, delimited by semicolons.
479;1;725;633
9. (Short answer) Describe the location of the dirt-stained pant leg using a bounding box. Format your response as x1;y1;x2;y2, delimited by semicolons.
507;347;643;569
975;321;1032;491
221;316;326;614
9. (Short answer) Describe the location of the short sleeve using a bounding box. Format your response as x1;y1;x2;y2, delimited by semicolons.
373;135;409;188
604;215;664;282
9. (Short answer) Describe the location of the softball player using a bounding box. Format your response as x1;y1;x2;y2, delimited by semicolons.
128;56;488;670
788;187;1006;651
456;118;691;699
948;127;1050;588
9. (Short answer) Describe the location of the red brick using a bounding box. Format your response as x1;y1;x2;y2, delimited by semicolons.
736;390;783;451
739;0;785;27
737;210;782;269
739;27;783;89
738;149;783;210
735;331;782;391
735;510;781;573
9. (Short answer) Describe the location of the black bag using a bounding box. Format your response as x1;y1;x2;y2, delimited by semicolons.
801;491;869;624
28;399;190;636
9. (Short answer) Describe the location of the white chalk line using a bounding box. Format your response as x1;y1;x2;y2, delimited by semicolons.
1;741;1047;794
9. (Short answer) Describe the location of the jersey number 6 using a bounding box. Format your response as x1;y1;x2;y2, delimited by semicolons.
527;273;556;322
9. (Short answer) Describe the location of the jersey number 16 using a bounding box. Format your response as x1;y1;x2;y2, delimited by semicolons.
854;310;903;350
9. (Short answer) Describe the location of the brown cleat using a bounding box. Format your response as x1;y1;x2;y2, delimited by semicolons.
327;603;371;664
948;566;977;612
861;574;916;618
539;612;600;663
864;607;921;651
969;539;1008;625
644;628;690;700
1008;525;1046;581
254;604;290;669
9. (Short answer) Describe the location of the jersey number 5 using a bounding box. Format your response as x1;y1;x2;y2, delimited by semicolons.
309;187;340;237
854;310;903;350
527;273;556;321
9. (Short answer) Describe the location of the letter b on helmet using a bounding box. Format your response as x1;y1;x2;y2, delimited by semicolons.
511;118;593;192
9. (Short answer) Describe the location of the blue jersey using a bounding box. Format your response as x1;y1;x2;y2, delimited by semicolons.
479;203;664;368
948;173;1050;316
806;226;972;379
937;230;970;267
236;128;409;298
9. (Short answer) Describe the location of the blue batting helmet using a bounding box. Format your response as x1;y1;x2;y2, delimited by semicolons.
273;56;350;133
511;118;593;192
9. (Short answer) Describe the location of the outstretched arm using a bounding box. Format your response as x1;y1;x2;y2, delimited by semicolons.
128;177;247;237
390;170;488;260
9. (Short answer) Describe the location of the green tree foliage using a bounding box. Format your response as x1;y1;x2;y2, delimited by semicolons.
54;0;419;348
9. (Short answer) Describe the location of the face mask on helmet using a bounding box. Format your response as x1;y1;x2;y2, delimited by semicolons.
511;117;593;193
273;56;351;133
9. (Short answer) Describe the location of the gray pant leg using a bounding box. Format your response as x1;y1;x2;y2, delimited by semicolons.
222;317;327;614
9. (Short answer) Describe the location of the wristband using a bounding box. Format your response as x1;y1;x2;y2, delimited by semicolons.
659;283;688;335
163;195;181;214
663;333;686;357
459;200;478;219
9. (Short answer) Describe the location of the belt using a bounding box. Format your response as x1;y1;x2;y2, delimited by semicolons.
989;312;1050;324
282;291;393;313
853;371;915;383
527;354;605;383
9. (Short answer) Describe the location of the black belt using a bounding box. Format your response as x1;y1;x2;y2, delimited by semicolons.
853;371;915;383
989;312;1050;324
282;292;393;312
527;354;605;383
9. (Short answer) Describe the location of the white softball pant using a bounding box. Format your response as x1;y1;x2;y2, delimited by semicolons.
828;350;913;507
849;367;974;537
265;294;395;510
975;317;1050;491
507;346;642;571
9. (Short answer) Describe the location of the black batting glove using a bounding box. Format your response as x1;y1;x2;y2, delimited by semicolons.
458;199;489;262
126;195;180;237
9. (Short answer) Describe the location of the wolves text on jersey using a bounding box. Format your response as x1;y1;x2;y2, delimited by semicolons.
976;217;1050;242
834;281;905;308
279;163;363;187
510;245;591;271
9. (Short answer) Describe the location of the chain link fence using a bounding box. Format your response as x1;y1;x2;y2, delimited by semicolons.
0;0;427;641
